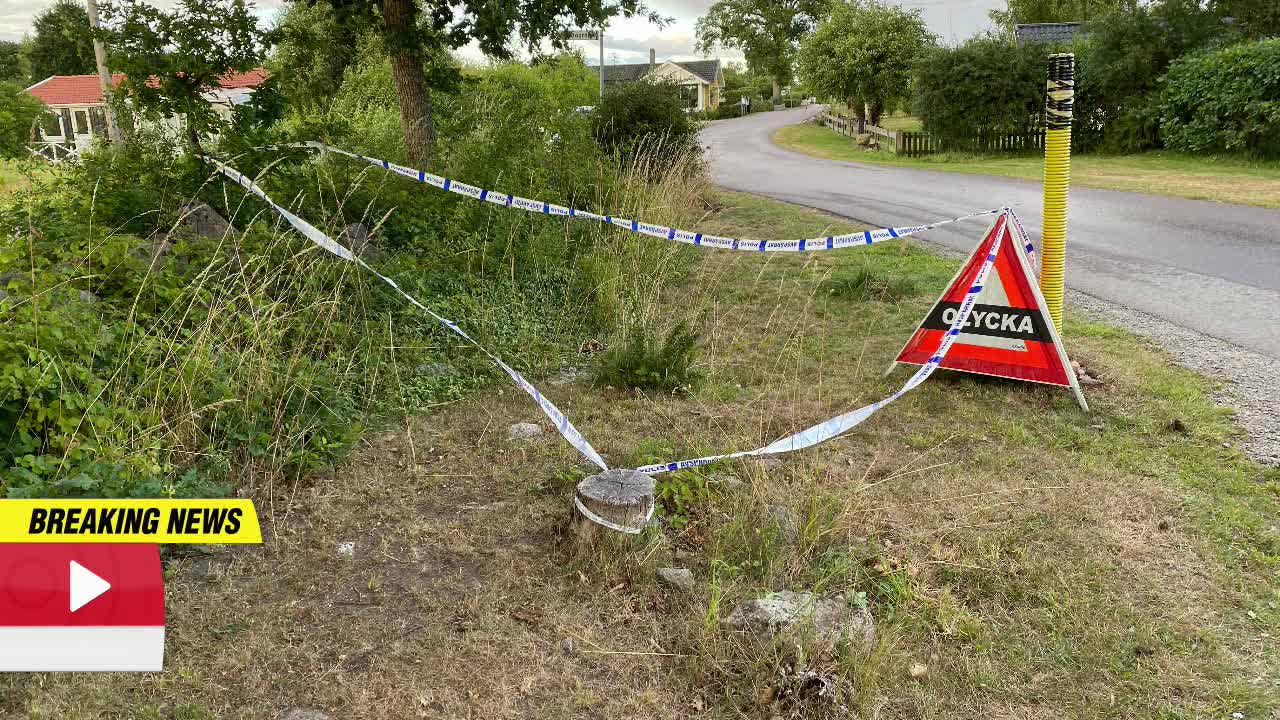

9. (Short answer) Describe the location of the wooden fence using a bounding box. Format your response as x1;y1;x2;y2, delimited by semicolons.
816;109;1045;158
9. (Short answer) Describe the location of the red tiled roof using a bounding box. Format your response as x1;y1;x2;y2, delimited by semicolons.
24;68;268;106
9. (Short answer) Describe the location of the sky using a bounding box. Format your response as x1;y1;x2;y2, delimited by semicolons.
2;0;1007;63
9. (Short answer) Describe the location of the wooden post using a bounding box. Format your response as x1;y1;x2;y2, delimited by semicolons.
571;469;656;550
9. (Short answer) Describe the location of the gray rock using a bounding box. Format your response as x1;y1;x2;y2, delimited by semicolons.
508;422;544;440
723;591;875;652
415;362;451;377
560;638;575;656
279;710;330;720
336;541;356;559
656;567;695;592
78;290;98;303
766;504;800;540
180;202;238;241
342;222;381;260
549;366;587;386
188;556;222;583
0;288;7;302
714;474;744;490
856;133;874;146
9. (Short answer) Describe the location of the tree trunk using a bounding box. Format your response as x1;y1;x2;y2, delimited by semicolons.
383;0;434;167
850;97;866;122
869;100;884;127
771;78;781;105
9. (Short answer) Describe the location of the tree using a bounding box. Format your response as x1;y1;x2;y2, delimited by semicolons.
694;0;826;105
101;0;271;152
912;35;1047;150
0;41;26;83
269;2;371;112
1071;0;1232;151
0;82;46;157
28;0;97;80
989;0;1136;34
302;0;663;168
798;0;934;126
1211;0;1280;38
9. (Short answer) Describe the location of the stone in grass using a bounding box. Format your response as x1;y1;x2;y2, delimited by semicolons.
508;422;544;440
279;710;331;720
723;591;875;657
766;505;800;540
179;202;239;241
656;567;695;593
713;474;744;491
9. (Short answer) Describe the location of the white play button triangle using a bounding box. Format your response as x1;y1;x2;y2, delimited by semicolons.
69;561;111;613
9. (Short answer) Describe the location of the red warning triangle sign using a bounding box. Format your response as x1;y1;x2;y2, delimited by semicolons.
896;212;1087;408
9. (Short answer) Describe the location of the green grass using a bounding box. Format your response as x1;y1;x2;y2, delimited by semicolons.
9;190;1276;719
775;120;1280;208
0;159;43;194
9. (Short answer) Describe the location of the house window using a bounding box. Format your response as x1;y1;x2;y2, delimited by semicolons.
89;107;107;135
74;110;89;134
680;84;699;109
40;112;63;137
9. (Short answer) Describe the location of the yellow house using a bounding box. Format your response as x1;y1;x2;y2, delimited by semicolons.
594;52;723;112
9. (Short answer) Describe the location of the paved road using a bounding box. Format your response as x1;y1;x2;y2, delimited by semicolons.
702;107;1280;359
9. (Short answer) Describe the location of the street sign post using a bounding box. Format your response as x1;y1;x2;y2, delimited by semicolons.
569;29;604;102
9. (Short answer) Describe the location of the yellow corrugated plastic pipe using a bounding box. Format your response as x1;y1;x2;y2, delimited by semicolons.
1040;53;1075;332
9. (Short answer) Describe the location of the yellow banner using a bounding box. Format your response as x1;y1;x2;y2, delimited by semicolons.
0;499;262;543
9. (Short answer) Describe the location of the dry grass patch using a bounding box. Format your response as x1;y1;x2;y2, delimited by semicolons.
6;191;1277;719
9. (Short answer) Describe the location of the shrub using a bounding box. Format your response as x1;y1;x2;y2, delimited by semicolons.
912;36;1047;151
592;80;702;171
595;320;702;394
1072;0;1233;152
0;82;45;158
1159;39;1280;158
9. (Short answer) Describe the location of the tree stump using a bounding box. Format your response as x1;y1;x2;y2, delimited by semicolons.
571;469;656;549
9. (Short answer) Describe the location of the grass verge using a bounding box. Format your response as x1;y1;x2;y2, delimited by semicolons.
6;191;1276;719
774;120;1280;209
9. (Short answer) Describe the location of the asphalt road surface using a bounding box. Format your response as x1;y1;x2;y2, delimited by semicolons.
702;107;1280;359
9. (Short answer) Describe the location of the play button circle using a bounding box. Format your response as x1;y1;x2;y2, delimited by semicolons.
69;560;111;613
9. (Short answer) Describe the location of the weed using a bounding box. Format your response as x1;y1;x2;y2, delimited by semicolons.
595;319;703;394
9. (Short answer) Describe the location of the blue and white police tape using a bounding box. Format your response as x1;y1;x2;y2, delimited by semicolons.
264;141;1001;254
203;154;1008;493
632;212;1007;475
200;155;610;473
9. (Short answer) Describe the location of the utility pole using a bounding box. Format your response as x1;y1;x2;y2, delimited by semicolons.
85;0;123;145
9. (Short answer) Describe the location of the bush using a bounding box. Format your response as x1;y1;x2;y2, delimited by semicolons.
1072;0;1233;152
912;36;1047;151
1159;39;1280;158
0;82;45;158
592;80;702;171
595;320;702;394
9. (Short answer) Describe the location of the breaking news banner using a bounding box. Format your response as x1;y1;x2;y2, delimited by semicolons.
0;499;263;544
0;544;165;671
0;499;260;671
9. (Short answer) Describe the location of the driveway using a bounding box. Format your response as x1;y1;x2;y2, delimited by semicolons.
702;107;1280;359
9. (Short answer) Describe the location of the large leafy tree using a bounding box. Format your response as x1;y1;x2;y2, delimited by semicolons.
270;3;371;112
798;0;933;125
1071;0;1232;152
989;0;1136;33
28;0;97;80
0;41;26;84
0;81;46;157
303;0;664;168
101;0;271;152
694;0;826;105
1211;0;1280;38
